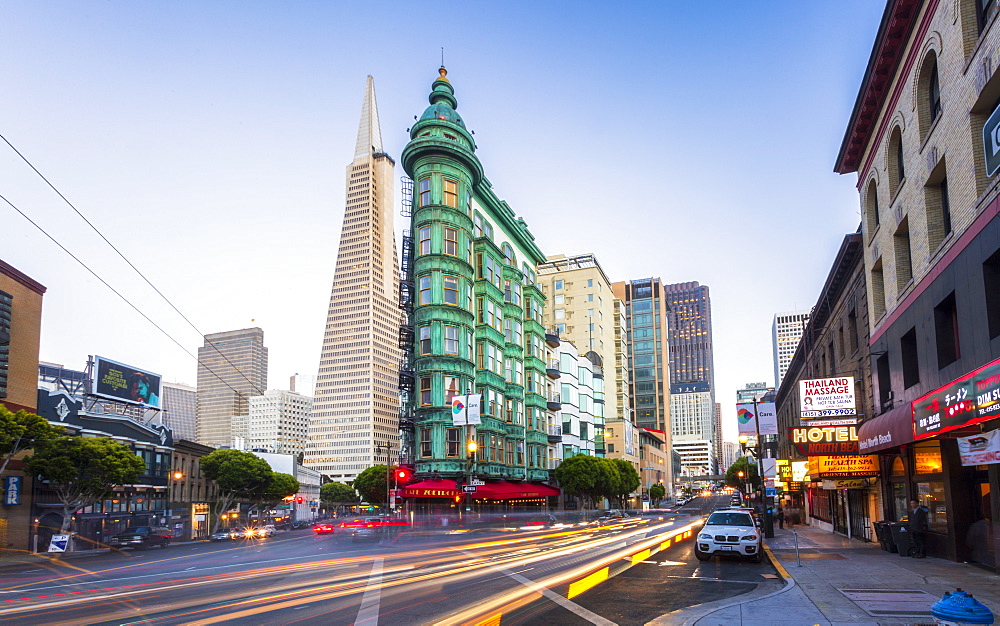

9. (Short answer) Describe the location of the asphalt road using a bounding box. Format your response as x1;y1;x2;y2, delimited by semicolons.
0;495;775;625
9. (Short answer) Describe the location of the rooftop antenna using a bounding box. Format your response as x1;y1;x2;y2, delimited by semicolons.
441;47;445;66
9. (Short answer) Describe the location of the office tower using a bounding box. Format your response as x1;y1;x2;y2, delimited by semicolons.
713;402;723;472
162;382;197;441
305;76;401;483
611;278;672;434
772;310;810;388
289;373;316;396
722;441;741;470
248;390;313;455
196;328;268;449
400;67;555;497
737;382;773;405
552;339;601;461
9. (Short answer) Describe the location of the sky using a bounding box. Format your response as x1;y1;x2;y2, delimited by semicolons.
3;1;887;443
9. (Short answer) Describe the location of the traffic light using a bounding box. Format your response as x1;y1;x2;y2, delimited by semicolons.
453;495;462;503
395;467;412;484
296;496;304;504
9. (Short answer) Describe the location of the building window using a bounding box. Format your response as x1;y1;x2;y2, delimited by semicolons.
420;377;432;406
928;60;941;122
554;294;564;305
894;220;913;288
901;327;920;389
926;160;952;252
419;178;431;206
420;427;432;457
984;247;1000;339
443;276;459;305
444;325;459;355
888;127;905;198
555;309;565;319
554;279;563;290
443;227;458;256
420;325;431;355
443;178;458;208
865;180;880;235
978;0;997;34
474;213;483;238
419;275;432;305
420;227;431;255
446;428;460;457
444;376;460;405
871;258;886;319
0;290;10;399
502;243;515;266
934;291;960;368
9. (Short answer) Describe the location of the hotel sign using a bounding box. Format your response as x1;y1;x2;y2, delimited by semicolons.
914;356;1000;439
809;455;879;478
790;425;860;456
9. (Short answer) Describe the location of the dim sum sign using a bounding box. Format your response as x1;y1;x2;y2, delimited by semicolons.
914;356;1000;439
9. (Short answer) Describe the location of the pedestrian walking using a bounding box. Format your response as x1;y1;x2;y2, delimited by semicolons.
777;507;785;530
908;499;928;558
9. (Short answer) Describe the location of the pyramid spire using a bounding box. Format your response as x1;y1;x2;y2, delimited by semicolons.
354;75;384;159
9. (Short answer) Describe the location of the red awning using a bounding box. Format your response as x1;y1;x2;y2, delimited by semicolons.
857;403;915;453
401;479;459;498
471;482;560;500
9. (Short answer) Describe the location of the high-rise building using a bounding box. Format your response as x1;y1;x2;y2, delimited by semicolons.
196;327;268;449
664;282;715;388
399;67;555;503
721;441;741;470
162;382;197;441
552;339;601;461
289;373;316;397
248;390;312;455
305;76;401;483
772;310;810;388
737;382;773;405
611;278;672;434
713;402;723;471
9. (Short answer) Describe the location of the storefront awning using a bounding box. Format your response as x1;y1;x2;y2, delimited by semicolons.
471;482;560;500
401;479;459;498
857;403;915;453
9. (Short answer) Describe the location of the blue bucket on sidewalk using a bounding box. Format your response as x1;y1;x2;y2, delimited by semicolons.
930;588;994;625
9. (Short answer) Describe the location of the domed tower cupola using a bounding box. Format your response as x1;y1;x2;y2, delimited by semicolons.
402;66;483;183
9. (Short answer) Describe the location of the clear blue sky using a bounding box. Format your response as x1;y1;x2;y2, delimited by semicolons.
2;1;886;441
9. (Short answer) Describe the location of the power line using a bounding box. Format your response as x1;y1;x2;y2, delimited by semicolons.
0;133;267;398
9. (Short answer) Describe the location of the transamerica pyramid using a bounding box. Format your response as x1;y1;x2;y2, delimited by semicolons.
304;76;401;482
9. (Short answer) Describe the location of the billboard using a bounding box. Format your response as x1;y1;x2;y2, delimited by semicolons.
799;377;856;417
736;402;778;436
789;425;859;456
93;356;161;408
913;356;1000;439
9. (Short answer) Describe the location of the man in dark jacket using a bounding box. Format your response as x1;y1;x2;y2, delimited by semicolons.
908;499;928;558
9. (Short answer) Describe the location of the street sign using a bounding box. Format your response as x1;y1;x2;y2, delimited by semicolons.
985;102;1000;177
48;535;70;552
462;485;477;493
470;479;485;486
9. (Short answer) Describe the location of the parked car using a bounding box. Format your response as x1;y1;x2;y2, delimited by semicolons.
695;511;762;562
108;526;173;550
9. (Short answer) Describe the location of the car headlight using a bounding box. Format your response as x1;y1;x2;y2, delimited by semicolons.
742;534;758;541
699;533;712;540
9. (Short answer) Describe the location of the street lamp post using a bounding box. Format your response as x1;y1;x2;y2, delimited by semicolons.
737;469;745;497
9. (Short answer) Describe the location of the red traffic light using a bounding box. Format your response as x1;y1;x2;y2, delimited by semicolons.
394;467;413;484
296;496;304;504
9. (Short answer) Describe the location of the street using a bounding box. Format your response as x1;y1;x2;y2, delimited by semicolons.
0;494;779;625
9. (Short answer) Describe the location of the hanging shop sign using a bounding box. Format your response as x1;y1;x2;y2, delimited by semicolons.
791;461;810;482
736;402;778;435
913;356;1000;439
789;425;860;455
799;377;856;418
956;429;1000;466
808;455;879;478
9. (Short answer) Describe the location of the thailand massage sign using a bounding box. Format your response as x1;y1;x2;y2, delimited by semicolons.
799;377;856;418
789;425;859;456
808;455;879;478
913;356;1000;439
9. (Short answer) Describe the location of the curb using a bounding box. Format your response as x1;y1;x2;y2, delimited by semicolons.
648;539;795;626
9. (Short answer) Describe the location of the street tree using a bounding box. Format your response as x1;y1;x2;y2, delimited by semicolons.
23;436;145;536
0;404;63;482
352;464;389;506
252;472;299;518
320;482;360;513
725;456;760;492
200;449;273;532
606;458;640;509
648;483;666;507
554;454;610;509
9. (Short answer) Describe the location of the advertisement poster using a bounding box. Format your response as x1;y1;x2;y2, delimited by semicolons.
799;377;856;417
808;455;879;478
956;430;1000;466
914;356;1000;439
93;356;161;408
736;402;778;435
451;396;468;426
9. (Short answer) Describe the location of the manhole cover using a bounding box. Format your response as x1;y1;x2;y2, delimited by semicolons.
838;588;936;618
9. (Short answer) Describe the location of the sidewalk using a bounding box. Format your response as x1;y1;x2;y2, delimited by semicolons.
0;539;206;568
666;524;998;625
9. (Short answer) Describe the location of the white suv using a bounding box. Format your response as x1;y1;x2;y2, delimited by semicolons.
695;511;762;562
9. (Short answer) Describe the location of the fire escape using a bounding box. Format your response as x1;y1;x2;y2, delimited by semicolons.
397;176;416;465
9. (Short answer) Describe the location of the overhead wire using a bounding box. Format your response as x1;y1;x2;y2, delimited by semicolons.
0;132;268;399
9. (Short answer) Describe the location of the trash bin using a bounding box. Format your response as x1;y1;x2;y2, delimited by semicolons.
873;521;896;552
886;521;913;557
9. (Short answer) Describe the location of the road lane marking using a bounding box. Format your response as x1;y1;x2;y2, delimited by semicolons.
354;558;383;626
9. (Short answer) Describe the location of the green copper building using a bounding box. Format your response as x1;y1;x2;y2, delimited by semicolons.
400;68;559;508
